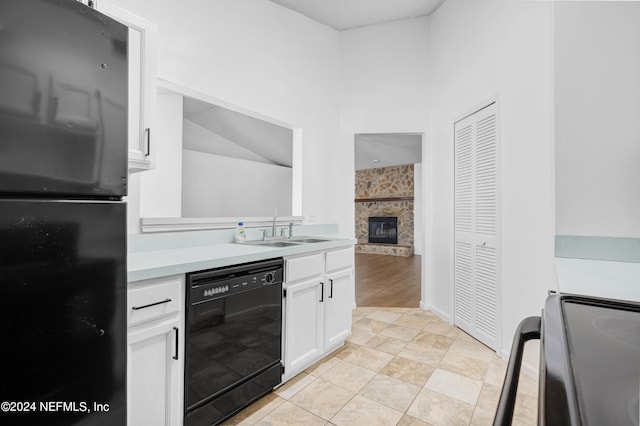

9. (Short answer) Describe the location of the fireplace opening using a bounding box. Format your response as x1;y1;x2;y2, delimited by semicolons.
368;217;398;245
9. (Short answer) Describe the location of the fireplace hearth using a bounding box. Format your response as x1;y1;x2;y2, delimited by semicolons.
368;217;398;244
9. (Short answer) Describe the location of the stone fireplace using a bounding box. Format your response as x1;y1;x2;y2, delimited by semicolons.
355;164;414;257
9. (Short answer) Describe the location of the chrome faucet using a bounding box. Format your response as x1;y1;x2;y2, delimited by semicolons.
271;206;277;238
288;222;294;239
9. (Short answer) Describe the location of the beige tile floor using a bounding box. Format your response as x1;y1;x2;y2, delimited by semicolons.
223;307;538;426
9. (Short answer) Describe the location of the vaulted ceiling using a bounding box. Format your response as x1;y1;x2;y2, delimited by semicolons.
182;96;293;168
355;134;422;171
268;0;445;31
184;1;439;169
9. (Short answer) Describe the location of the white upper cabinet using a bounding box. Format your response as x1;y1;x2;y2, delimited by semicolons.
95;0;157;172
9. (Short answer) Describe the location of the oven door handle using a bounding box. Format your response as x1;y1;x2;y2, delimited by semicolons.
494;316;541;426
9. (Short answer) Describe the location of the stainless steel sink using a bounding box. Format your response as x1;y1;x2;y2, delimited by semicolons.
242;236;333;247
244;240;301;247
289;237;329;243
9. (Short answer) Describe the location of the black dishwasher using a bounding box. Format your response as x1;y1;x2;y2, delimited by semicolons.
184;258;284;426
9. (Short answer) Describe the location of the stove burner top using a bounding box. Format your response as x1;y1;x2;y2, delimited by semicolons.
592;315;640;349
563;300;640;426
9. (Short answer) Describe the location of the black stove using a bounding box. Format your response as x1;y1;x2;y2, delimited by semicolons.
495;294;640;425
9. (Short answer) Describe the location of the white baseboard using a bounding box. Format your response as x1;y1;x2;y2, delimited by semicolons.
499;349;509;361
422;303;541;381
500;349;540;381
422;302;450;323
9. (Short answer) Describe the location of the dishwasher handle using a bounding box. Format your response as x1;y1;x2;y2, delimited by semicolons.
493;316;541;426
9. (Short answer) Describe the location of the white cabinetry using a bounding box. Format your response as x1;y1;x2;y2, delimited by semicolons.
96;1;157;172
283;253;324;376
283;247;354;381
324;248;354;349
127;275;184;426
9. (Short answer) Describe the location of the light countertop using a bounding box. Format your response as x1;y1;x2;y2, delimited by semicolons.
128;230;355;283
554;235;640;303
555;257;640;302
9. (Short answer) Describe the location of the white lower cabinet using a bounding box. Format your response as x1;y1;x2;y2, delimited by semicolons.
127;275;184;426
284;276;324;375
283;247;354;381
128;317;181;426
324;269;353;349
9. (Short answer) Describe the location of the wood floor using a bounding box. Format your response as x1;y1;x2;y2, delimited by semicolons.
355;253;422;307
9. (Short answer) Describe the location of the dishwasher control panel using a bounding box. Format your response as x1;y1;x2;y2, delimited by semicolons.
188;258;283;304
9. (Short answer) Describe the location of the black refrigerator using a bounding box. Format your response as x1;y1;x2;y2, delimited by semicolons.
0;0;128;425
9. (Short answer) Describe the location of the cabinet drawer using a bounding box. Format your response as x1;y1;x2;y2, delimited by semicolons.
286;253;323;282
128;278;181;326
326;247;354;273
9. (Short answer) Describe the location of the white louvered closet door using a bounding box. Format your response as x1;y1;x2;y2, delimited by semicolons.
454;102;500;351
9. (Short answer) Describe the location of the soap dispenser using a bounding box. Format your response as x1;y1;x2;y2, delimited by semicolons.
234;221;246;243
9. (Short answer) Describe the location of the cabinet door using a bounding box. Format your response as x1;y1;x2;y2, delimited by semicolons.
324;269;353;349
283;278;324;378
96;0;157;171
128;317;181;426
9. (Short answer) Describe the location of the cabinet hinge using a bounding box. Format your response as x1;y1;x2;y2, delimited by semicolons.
283;289;287;298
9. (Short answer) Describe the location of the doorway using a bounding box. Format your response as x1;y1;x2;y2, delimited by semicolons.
353;133;424;307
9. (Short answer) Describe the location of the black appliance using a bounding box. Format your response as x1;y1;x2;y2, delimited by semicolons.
0;0;128;425
185;258;284;426
495;293;640;425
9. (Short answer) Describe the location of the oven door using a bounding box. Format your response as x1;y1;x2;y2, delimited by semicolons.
185;283;283;412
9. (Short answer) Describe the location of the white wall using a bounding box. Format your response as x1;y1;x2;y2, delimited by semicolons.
340;16;430;247
555;1;640;238
138;92;183;220
182;149;291;217
414;163;423;255
427;0;556;361
116;1;558;362
111;0;343;232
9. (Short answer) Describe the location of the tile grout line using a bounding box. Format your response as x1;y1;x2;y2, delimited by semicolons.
229;307;535;425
